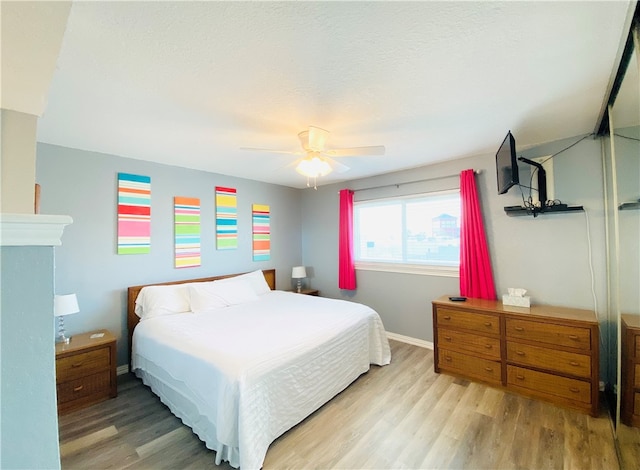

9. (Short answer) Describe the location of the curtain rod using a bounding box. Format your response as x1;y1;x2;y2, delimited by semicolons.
343;169;481;193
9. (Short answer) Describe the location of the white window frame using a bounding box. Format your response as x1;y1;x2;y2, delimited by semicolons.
354;189;460;278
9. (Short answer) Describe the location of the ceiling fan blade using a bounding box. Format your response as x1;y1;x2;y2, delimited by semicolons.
307;126;330;152
325;156;350;173
239;147;302;156
323;145;386;157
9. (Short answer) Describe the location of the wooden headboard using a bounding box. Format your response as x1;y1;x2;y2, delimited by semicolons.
127;269;276;365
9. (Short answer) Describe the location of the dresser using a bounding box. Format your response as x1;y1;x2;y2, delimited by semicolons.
621;314;640;427
55;329;117;415
432;296;599;416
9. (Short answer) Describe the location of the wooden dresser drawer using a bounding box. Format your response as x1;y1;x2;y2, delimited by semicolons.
438;348;501;385
635;335;640;358
436;308;500;335
507;341;591;378
507;365;591;404
56;347;111;382
635;393;640;416
57;371;111;405
433;296;598;417
438;328;501;359
505;318;591;350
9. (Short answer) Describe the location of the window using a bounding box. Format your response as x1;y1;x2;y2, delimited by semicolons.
354;190;461;276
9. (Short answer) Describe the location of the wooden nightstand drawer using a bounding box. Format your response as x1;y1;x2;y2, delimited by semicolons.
438;348;501;385
635;364;640;385
56;347;111;382
55;329;117;415
505;319;591;350
635;393;640;416
635;336;640;358
507;365;591;404
438;328;501;359
507;341;591;378
436;308;500;335
57;371;111;405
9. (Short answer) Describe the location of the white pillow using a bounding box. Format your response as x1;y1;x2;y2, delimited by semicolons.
135;284;191;320
188;281;229;313
236;269;272;295
190;278;260;313
215;277;261;304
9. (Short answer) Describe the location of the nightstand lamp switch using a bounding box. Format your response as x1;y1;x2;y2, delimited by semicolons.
54;294;79;344
291;266;307;293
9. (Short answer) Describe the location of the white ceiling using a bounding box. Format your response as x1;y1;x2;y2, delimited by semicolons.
32;1;635;189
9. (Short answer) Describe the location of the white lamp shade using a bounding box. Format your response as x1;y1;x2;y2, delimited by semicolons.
54;294;79;317
295;156;332;178
291;266;307;279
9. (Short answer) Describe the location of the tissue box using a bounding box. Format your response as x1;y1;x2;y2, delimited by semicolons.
502;294;531;308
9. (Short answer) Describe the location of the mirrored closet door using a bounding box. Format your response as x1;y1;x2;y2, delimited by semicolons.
608;24;640;469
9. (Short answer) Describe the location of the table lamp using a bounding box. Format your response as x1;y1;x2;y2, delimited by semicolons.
291;266;307;293
54;294;79;344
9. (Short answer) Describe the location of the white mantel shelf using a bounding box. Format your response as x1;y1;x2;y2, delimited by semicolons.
0;213;73;246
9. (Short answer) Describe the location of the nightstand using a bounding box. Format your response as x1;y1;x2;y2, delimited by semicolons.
55;329;117;415
297;288;319;296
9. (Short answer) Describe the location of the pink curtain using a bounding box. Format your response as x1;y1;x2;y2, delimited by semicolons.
459;169;496;300
338;189;357;290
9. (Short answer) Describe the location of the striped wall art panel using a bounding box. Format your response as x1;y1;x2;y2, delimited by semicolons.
252;204;270;261
117;173;151;254
215;186;237;250
174;196;201;268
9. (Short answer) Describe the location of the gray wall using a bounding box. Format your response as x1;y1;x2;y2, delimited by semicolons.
36;134;612;382
1;246;60;469
36;143;303;366
301;134;609;374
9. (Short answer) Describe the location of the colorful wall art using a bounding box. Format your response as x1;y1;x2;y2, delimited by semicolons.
215;186;238;250
174;196;201;268
252;204;270;261
117;173;151;254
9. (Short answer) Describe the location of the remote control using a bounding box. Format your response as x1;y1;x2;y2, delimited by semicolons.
448;296;467;301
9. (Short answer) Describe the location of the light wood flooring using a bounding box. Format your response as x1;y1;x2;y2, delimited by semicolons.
60;340;624;469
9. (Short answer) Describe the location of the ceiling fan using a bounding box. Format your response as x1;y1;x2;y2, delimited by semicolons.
240;126;385;188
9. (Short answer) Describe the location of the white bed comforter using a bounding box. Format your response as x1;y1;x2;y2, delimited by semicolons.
132;291;390;469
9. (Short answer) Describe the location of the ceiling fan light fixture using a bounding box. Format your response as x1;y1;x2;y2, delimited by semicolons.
295;155;332;178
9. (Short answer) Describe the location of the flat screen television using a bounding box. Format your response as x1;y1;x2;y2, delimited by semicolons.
496;131;519;194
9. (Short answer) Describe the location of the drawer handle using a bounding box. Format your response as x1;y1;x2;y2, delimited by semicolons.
71;363;84;368
516;350;525;356
73;385;84;392
514;326;524;332
484;322;492;328
484;367;493;372
568;335;579;340
484;344;493;349
569;361;580;366
444;336;452;341
443;315;451;320
516;374;525;380
444;356;452;362
569;387;580;393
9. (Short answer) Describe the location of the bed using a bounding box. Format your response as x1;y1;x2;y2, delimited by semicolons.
127;269;391;469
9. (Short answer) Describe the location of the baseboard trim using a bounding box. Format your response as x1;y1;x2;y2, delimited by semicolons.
386;332;433;350
117;364;130;376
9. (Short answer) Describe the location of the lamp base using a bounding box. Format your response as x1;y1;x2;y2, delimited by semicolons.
56;316;71;344
296;279;302;293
